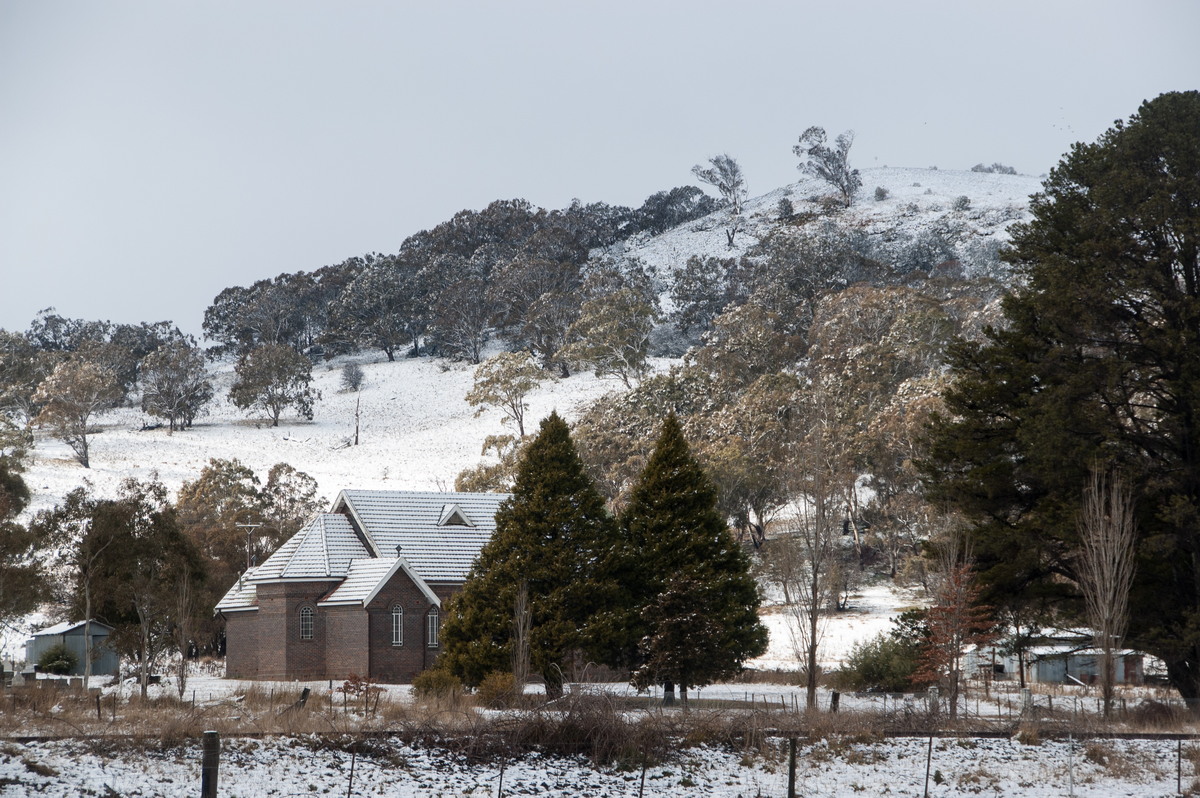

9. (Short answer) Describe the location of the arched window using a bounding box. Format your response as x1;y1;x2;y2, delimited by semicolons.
426;607;440;648
299;606;314;640
391;605;404;647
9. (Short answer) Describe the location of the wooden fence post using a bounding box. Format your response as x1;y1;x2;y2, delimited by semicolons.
201;730;220;798
787;737;797;798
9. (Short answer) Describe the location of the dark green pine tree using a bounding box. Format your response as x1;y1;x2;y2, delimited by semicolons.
922;91;1200;707
621;413;767;705
440;411;620;697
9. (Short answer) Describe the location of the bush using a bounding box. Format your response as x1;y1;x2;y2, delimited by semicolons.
411;668;462;699
874;186;889;201
776;197;794;220
972;162;1017;175
475;671;518;708
37;643;77;675
840;632;919;692
341;362;364;392
952;195;971;211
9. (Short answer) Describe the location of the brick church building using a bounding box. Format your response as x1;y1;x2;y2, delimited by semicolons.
216;490;507;683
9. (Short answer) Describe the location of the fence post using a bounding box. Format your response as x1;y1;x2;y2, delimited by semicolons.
830;692;840;714
201;730;220;798
1068;732;1074;798
788;737;797;798
923;735;933;798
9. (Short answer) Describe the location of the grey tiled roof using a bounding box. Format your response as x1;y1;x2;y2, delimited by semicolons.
217;491;509;616
335;490;509;583
215;570;260;612
316;557;441;607
251;514;370;581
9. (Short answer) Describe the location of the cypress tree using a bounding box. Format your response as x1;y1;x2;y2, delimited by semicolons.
621;413;767;704
440;412;619;697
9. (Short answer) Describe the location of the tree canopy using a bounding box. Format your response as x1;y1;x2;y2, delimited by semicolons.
922;91;1200;703
440;412;621;697
622;414;768;700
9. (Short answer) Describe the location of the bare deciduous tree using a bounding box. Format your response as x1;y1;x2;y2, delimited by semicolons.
1077;466;1137;718
512;579;531;697
913;531;994;719
770;391;852;710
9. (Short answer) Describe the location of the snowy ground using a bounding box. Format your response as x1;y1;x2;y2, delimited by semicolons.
21;348;655;520
3;731;1193;797
616;166;1042;290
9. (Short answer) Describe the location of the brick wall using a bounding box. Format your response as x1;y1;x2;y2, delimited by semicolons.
257;581;338;681
224;611;259;678
222;575;468;683
365;569;441;682
325;607;369;679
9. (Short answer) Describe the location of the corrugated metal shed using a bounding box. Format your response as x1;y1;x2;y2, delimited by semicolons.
25;620;118;676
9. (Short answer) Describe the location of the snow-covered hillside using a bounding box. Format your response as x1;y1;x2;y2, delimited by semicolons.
14;167;1044;665
613;166;1042;286
21;168;1042;516
22;351;653;519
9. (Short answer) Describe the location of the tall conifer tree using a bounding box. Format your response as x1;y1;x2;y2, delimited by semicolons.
440;412;619;697
621;414;767;704
923;91;1200;705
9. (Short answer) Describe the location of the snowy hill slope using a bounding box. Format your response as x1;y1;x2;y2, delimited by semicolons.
22;352;651;519
15;167;1045;665
613;166;1042;288
21;169;1043;518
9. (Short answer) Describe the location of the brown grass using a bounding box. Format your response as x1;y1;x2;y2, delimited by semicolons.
4;679;1200;769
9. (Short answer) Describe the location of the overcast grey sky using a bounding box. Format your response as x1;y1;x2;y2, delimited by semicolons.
1;1;1196;338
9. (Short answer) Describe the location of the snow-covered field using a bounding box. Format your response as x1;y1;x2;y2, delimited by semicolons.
3;730;1192;797
22;348;650;519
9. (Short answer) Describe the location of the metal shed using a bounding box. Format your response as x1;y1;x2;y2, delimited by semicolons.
24;620;119;677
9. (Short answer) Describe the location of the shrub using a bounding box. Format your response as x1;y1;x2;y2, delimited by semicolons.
952;195;971;211
475;671;518;708
411;668;462;699
840;632;919;693
37;643;77;675
776;197;794;220
873;186;889;201
341;363;364;392
972;162;1017;175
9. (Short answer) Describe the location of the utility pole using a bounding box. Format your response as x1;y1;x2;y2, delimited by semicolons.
237;522;264;570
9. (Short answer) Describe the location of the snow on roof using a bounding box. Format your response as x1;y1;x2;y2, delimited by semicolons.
30;620;113;636
335;490;509;583
317;557;440;608
251;514;369;581
215;570;260;613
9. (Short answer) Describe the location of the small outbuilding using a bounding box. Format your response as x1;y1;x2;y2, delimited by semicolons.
24;620;119;677
968;642;1144;686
